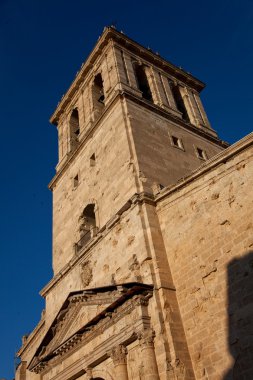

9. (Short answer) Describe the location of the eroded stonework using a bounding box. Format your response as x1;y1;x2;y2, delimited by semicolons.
15;27;253;380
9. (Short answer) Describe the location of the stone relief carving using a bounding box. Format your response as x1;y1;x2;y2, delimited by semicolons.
30;287;153;374
138;328;155;348
80;261;93;287
167;358;186;380
110;344;127;365
128;254;142;282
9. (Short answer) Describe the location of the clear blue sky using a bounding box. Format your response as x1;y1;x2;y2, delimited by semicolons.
0;0;252;378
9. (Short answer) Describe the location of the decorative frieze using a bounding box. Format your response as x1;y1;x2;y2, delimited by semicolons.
29;285;153;374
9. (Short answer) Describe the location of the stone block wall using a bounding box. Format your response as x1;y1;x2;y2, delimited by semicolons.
157;134;253;379
127;99;224;193
52;99;138;274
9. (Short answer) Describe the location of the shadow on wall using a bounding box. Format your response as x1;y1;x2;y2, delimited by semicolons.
224;251;253;379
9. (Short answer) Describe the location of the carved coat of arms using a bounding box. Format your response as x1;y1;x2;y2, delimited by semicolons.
80;261;93;287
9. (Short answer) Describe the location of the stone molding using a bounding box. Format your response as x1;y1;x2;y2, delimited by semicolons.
40;194;154;298
49;84;224;192
17;318;45;357
50;27;205;126
29;284;153;374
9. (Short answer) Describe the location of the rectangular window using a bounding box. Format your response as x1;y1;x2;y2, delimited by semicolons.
196;147;207;160
170;134;184;150
73;174;79;188
90;153;96;166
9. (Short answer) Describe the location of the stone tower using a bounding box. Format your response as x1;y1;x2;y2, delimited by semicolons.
16;27;233;380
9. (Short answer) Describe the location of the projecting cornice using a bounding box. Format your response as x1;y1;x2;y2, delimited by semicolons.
29;283;153;374
50;26;205;126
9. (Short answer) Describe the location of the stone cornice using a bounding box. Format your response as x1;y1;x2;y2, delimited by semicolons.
49;89;227;191
50;26;205;126
123;90;227;146
156;131;253;204
17;317;45;357
29;284;153;373
48;87;122;190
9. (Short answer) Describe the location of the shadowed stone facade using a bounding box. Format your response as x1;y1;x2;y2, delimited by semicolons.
15;27;253;380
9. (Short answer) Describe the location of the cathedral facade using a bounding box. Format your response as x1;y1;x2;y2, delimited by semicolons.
16;27;253;380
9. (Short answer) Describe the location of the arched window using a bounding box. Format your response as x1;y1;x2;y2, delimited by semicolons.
133;63;153;101
81;204;96;232
169;82;189;121
69;108;80;150
92;73;105;120
76;204;98;253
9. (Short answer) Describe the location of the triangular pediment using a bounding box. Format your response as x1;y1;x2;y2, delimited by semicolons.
28;283;153;373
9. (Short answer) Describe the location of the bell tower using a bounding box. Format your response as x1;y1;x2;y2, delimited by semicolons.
49;26;226;274
16;27;228;380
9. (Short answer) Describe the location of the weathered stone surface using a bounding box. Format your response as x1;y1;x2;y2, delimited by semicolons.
15;26;252;380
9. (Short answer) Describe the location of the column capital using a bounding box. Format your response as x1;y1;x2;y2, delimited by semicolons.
85;366;93;379
110;344;128;365
138;328;156;348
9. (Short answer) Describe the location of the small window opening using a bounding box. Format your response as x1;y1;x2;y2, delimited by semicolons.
70;109;80;135
69;108;80;150
169;82;189;121
90;153;96;166
196;147;207;160
94;73;105;104
73;174;79;188
133;63;153;102
170;135;184;150
76;203;98;253
82;204;96;229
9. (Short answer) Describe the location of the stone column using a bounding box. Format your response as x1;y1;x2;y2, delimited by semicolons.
138;329;160;380
110;344;129;380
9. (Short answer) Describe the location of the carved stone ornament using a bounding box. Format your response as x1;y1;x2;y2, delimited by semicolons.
138;328;155;348
110;344;128;365
167;358;186;380
80;261;93;287
86;366;93;379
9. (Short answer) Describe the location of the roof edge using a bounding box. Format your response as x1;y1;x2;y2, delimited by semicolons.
50;26;205;125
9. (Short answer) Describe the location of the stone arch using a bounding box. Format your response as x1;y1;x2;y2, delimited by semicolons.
91;368;114;380
85;198;100;227
92;72;105;121
132;62;153;102
169;82;189;122
77;200;99;243
79;204;96;235
69;107;80;150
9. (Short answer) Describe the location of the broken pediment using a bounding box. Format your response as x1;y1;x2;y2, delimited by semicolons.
28;283;153;374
